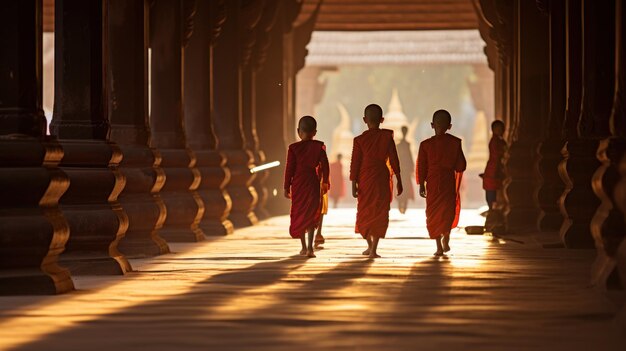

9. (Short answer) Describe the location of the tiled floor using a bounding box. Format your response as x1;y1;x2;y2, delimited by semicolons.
0;209;624;350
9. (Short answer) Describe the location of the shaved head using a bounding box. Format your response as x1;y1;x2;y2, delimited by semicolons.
432;109;452;127
298;115;317;133
364;104;383;123
491;120;505;131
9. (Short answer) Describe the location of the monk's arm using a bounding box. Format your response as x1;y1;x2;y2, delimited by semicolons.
389;138;403;195
349;139;362;198
455;141;467;172
284;147;296;198
320;146;330;193
416;142;427;197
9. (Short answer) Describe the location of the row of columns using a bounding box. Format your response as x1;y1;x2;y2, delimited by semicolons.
0;0;317;295
475;0;626;289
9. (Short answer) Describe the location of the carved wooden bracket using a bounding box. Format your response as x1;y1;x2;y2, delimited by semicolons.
182;0;197;47
240;0;266;68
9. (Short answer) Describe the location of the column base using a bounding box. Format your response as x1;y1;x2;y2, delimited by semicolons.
57;140;132;275
0;137;74;295
559;139;601;249
222;150;258;228
116;144;170;258
505;140;541;233
227;185;259;228
0;268;74;295
60;255;131;276
158;148;205;242
117;195;169;257
229;211;259;228
536;140;566;231
194;150;234;236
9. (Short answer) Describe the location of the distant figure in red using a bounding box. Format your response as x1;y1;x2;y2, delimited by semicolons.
417;109;466;256
329;154;346;208
284;116;330;258
351;104;403;258
396;126;415;214
482;120;506;210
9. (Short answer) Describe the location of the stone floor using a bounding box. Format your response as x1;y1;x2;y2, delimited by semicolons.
0;209;625;350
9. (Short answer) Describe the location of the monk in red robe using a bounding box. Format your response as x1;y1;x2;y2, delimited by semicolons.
314;154;345;248
351;104;403;258
284;116;330;258
396;126;415;214
417;109;466;256
482;120;506;210
328;154;346;208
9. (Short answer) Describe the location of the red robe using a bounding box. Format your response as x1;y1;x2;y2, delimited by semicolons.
416;133;466;239
284;140;330;238
482;136;506;190
350;129;401;239
328;161;345;200
396;139;415;201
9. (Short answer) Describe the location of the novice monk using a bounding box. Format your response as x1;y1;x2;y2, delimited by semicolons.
314;179;329;248
482;120;506;210
396;126;415;214
315;154;346;247
284;116;330;258
417;109;466;256
329;154;346;208
350;104;403;258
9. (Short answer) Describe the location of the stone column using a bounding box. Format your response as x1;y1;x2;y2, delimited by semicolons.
503;0;549;233
535;0;566;233
474;0;510;232
213;0;259;227
0;0;74;294
256;1;290;215
613;0;626;294
108;0;169;257
591;0;626;289
51;0;131;275
560;0;615;248
242;1;280;221
183;0;234;236
150;0;205;242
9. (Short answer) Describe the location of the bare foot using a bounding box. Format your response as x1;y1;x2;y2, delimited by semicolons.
299;248;307;255
307;250;316;258
362;248;371;256
368;252;381;258
434;250;444;257
443;236;451;252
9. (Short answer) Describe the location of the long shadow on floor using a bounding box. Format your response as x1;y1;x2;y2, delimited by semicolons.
216;258;375;328
11;256;307;351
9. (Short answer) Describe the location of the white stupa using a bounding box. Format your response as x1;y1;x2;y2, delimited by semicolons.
385;89;419;156
384;88;410;142
330;103;355;162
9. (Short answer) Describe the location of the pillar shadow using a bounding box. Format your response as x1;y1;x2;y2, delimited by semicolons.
10;256;306;351
223;258;374;327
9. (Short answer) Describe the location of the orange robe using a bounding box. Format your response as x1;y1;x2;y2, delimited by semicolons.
350;129;401;239
284;140;330;238
328;161;345;201
482;136;506;190
416;133;466;239
396;139;415;201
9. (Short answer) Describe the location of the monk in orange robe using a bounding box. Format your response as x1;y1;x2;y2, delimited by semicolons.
328;154;346;208
482;120;506;210
314;154;344;248
351;104;403;258
417;109;466;256
284;116;330;258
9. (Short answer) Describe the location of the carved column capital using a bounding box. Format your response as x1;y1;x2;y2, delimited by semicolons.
210;0;226;44
182;0;197;47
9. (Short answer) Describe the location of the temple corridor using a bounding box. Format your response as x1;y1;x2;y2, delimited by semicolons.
0;209;623;350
